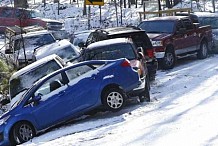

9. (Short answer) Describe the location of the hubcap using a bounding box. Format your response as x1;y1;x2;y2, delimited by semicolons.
107;92;123;109
19;124;33;142
202;44;207;57
165;52;174;66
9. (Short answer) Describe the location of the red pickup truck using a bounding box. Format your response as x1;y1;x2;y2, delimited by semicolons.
0;6;63;34
138;16;213;69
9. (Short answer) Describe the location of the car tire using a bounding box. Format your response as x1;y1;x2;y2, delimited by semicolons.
161;48;176;69
197;41;208;59
139;76;150;102
102;88;126;112
11;122;35;145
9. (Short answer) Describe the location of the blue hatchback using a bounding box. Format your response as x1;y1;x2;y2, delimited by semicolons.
0;58;144;145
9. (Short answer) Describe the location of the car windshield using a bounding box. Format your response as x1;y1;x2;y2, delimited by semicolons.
10;60;61;99
71;33;90;46
14;33;55;51
198;17;218;29
55;45;80;62
138;21;175;33
84;43;136;60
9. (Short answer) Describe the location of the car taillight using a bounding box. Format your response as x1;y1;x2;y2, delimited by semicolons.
146;49;155;58
121;59;131;67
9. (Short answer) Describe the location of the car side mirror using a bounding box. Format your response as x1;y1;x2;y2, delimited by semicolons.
138;52;144;60
32;93;42;106
137;47;144;53
5;49;13;54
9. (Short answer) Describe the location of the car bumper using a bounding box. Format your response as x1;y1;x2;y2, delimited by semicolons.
127;78;146;97
0;125;10;146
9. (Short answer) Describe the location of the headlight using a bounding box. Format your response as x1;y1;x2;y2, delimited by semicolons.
152;41;163;46
0;115;10;125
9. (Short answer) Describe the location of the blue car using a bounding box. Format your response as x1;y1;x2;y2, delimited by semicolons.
0;58;146;145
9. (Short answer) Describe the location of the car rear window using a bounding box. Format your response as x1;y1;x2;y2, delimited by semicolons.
84;43;136;61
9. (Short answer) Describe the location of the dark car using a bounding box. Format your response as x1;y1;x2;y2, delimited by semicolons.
0;58;145;145
0;6;63;34
81;26;158;81
81;37;150;102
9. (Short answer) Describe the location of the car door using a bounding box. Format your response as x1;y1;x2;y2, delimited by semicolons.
64;64;102;114
29;72;72;129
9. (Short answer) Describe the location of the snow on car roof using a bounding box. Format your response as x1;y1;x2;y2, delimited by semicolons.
87;38;130;49
34;39;80;60
194;12;218;17
10;54;59;81
14;30;52;39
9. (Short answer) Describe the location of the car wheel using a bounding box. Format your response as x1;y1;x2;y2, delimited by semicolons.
102;88;126;112
197;41;208;59
161;48;176;69
139;76;150;102
12;122;35;145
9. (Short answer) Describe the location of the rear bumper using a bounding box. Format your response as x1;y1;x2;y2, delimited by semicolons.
127;78;146;97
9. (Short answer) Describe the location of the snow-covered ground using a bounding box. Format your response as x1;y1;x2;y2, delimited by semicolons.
17;54;218;146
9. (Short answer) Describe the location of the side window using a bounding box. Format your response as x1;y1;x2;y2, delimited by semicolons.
182;19;194;30
34;73;63;101
66;65;93;81
0;8;14;18
176;20;185;31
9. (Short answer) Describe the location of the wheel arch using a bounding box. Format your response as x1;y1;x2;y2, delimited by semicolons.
100;83;124;104
9;120;36;141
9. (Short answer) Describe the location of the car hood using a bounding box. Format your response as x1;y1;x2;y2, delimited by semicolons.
147;33;172;41
33;18;63;24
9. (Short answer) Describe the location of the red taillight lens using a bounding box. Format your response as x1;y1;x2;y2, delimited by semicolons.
121;59;131;67
146;49;155;58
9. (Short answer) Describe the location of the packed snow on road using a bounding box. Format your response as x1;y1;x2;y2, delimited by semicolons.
18;54;218;146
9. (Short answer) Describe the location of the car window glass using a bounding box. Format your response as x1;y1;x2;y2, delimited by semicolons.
85;44;136;60
56;45;79;62
65;65;93;81
10;60;61;99
34;73;65;101
0;8;14;18
182;18;193;30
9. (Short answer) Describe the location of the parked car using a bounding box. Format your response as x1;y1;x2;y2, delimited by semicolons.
4;27;57;68
33;39;81;63
69;30;93;49
193;12;218;53
80;26;158;81
0;6;63;34
138;16;213;69
0;58;145;145
8;54;67;110
81;38;150;102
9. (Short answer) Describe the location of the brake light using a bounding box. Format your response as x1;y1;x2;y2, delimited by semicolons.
121;59;131;67
146;49;155;58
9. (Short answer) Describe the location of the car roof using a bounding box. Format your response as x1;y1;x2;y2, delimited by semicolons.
96;26;145;35
87;38;131;49
145;16;188;21
194;12;218;17
10;54;59;81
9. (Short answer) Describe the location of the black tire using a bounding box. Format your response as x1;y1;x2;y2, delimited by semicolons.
139;76;150;102
197;41;208;59
11;122;35;145
161;48;176;69
102;88;126;112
